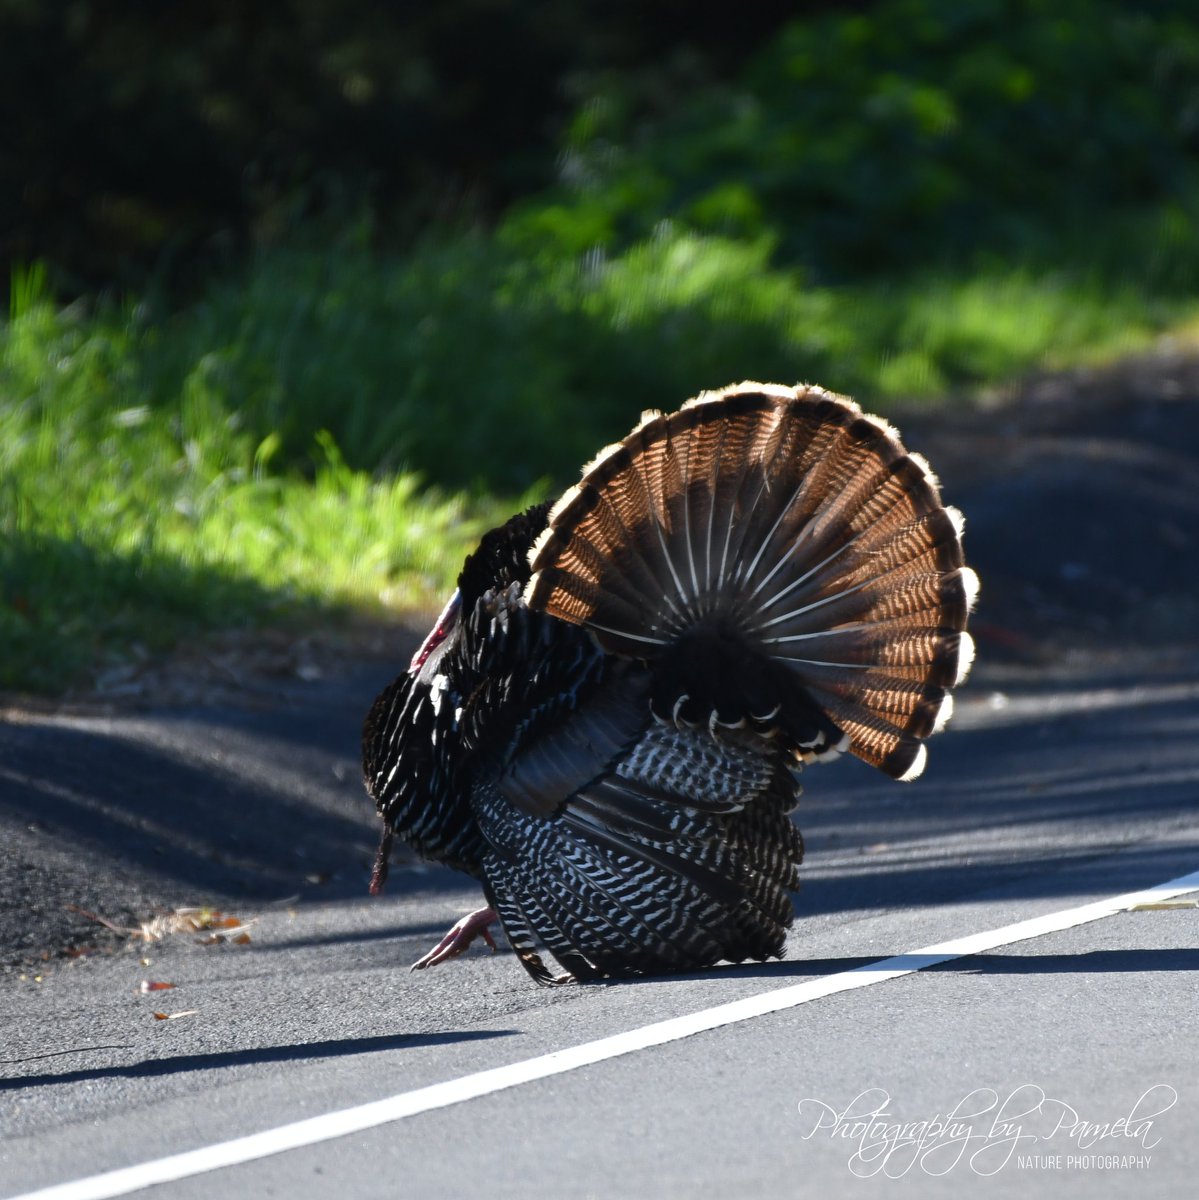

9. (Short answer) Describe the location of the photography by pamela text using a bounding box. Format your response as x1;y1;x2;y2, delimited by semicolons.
796;1083;1177;1178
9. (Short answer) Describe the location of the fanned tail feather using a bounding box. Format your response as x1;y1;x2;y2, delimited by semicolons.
525;382;977;781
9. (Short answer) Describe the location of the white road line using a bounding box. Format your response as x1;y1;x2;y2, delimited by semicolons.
10;867;1199;1200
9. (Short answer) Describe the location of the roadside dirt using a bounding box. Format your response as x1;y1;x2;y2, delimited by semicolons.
905;339;1199;671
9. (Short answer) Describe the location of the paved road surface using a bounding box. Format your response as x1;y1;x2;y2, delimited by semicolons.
1;652;1196;1199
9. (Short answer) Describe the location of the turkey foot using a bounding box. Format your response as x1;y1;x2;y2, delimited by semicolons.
411;906;498;970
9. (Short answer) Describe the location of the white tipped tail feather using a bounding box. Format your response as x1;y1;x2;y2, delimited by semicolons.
525;381;976;782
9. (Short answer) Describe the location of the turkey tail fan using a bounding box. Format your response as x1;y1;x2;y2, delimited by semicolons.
524;382;978;782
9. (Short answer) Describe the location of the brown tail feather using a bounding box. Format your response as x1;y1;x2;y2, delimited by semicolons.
524;382;977;780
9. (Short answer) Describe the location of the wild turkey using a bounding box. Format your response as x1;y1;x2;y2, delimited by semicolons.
363;382;977;985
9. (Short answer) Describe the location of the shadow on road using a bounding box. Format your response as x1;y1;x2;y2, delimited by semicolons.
590;945;1199;992
0;1028;517;1090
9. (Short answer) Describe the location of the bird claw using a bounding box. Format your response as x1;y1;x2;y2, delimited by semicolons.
410;906;499;970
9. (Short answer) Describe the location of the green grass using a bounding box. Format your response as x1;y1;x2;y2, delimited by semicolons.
0;270;518;692
3;229;1195;694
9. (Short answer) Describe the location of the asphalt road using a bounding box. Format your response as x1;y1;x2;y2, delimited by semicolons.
1;651;1197;1199
3;363;1198;1198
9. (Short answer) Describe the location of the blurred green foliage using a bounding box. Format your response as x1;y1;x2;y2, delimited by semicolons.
507;0;1199;287
0;266;512;690
7;0;1195;292
0;0;797;290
